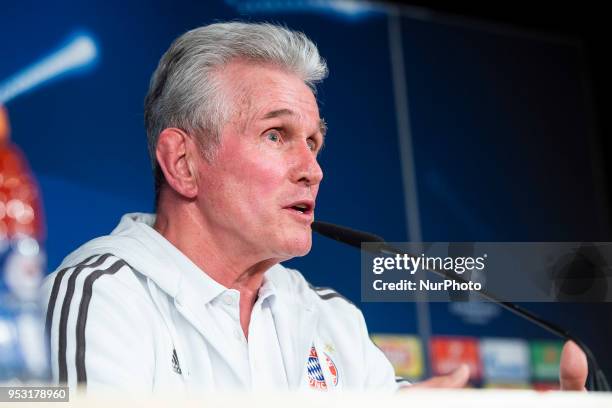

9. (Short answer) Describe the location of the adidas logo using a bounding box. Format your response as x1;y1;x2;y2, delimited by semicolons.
172;349;182;375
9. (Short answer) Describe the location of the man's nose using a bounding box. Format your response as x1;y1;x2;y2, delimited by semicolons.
291;144;323;186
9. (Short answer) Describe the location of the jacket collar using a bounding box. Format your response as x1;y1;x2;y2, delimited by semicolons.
60;212;308;306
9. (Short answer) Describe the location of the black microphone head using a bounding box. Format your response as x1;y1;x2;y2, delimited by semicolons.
311;220;385;250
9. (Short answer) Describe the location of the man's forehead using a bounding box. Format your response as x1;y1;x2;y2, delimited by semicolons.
216;60;322;127
261;108;327;136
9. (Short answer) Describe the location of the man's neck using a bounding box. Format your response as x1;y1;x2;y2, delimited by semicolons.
153;208;277;338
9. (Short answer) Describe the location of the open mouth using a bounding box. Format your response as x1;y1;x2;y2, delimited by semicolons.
285;200;314;215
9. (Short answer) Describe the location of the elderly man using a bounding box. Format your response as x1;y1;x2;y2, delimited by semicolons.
42;22;587;393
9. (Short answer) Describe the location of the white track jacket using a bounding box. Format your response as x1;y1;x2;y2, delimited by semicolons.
41;213;400;394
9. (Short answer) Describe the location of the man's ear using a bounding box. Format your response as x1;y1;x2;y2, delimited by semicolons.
155;128;199;199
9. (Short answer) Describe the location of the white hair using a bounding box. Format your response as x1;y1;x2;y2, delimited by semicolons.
143;22;328;199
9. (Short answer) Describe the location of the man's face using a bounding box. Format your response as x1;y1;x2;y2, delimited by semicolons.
193;60;325;262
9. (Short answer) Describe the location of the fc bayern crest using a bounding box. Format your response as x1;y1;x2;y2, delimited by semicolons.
307;346;338;390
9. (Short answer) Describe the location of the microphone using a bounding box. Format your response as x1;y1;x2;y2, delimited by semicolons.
311;220;384;249
311;220;610;391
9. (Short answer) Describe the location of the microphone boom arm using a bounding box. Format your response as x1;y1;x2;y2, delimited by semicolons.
312;220;610;391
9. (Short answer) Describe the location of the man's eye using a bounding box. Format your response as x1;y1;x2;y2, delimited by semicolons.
266;131;281;143
307;139;317;152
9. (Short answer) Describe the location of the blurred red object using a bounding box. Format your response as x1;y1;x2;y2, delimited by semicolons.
431;336;483;381
0;106;45;242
